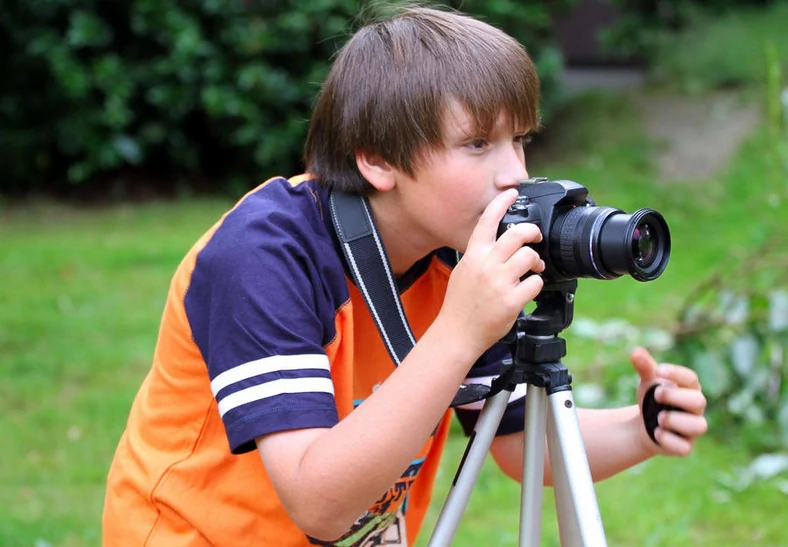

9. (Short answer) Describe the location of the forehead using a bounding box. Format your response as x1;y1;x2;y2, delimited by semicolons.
440;99;523;138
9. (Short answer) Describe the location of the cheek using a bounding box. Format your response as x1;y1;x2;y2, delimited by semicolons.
439;187;485;228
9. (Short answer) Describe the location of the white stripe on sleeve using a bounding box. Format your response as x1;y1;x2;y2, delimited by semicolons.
210;354;330;396
217;377;335;417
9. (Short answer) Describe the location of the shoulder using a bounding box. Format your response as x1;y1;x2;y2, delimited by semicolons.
197;176;337;273
182;175;349;327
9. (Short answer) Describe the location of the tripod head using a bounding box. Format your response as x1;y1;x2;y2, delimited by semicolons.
497;279;579;394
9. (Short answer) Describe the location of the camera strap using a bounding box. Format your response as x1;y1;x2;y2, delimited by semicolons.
329;190;489;407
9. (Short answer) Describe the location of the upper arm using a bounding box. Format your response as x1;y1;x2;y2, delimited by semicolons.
255;428;330;516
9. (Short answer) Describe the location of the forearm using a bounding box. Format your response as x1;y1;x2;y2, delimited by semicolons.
575;406;655;482
491;405;655;485
258;317;478;539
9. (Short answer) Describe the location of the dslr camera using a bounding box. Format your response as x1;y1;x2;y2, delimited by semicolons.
498;178;670;283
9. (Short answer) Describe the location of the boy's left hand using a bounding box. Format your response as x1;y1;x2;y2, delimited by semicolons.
631;346;708;457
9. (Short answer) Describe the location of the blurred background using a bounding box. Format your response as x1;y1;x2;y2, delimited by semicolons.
1;0;787;545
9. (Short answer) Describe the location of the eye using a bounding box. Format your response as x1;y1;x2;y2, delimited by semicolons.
514;134;533;147
465;138;488;151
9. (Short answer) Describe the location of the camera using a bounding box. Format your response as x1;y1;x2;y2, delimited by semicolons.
498;178;670;282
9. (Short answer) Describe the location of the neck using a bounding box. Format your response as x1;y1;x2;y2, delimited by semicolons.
367;192;434;276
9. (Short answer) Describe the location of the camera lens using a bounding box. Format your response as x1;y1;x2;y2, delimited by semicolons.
602;209;670;281
632;222;657;268
549;206;670;281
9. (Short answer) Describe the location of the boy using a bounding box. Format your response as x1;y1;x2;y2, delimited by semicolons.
103;6;707;546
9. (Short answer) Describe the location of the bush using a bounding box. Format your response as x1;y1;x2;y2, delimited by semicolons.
647;2;788;93
601;0;778;63
669;245;788;453
0;0;573;197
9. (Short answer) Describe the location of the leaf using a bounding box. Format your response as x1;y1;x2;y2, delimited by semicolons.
570;317;600;339
573;383;607;408
720;290;749;325
641;328;674;352
778;398;788;446
692;349;732;398
67;11;112;48
112;134;142;165
595;319;638;344
730;332;760;376
768;289;788;332
747;453;788;479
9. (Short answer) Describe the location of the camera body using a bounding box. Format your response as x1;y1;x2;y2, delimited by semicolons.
498;178;671;283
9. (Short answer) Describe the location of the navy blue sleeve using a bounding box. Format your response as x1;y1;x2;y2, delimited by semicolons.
184;181;349;453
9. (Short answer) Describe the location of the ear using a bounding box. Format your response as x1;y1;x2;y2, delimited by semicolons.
355;150;396;192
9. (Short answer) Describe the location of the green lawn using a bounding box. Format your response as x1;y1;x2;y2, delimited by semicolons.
1;92;784;545
2;4;788;545
0;200;232;546
417;435;787;546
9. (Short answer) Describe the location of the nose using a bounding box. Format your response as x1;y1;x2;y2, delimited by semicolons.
494;147;529;190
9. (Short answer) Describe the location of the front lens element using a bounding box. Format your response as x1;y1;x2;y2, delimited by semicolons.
632;222;657;268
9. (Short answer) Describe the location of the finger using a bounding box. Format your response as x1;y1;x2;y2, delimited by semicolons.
466;189;519;250
657;363;702;390
656;386;707;415
504;243;545;279
512;270;544;302
653;428;695;457
659;410;708;439
630;346;659;385
494;221;543;262
486;215;544;268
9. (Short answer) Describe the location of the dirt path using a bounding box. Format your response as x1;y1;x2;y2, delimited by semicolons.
635;91;760;182
559;68;761;182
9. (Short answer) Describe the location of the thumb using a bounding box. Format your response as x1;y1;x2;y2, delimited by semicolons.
630;346;660;386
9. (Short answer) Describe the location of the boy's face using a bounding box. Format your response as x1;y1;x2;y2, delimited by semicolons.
391;100;531;253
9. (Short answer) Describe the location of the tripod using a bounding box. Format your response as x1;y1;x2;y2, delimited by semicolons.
427;280;608;547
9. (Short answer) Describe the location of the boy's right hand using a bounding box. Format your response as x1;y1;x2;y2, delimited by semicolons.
440;188;545;358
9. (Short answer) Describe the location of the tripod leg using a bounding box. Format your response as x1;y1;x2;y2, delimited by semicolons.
519;385;547;547
546;390;607;547
427;389;511;547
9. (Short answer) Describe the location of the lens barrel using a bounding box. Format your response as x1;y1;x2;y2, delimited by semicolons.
550;206;671;281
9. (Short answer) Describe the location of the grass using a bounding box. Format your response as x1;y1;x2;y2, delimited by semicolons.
416;435;788;546
0;200;232;546
3;4;788;546
2;95;784;545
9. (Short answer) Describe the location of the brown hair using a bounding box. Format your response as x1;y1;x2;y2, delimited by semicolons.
303;5;541;194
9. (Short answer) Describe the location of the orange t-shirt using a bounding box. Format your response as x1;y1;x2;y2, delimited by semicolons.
103;176;523;546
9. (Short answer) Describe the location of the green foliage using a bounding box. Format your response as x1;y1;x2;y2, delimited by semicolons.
0;0;573;196
602;0;784;82
1;0;355;195
646;2;788;93
766;41;788;175
669;250;788;453
668;50;788;454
